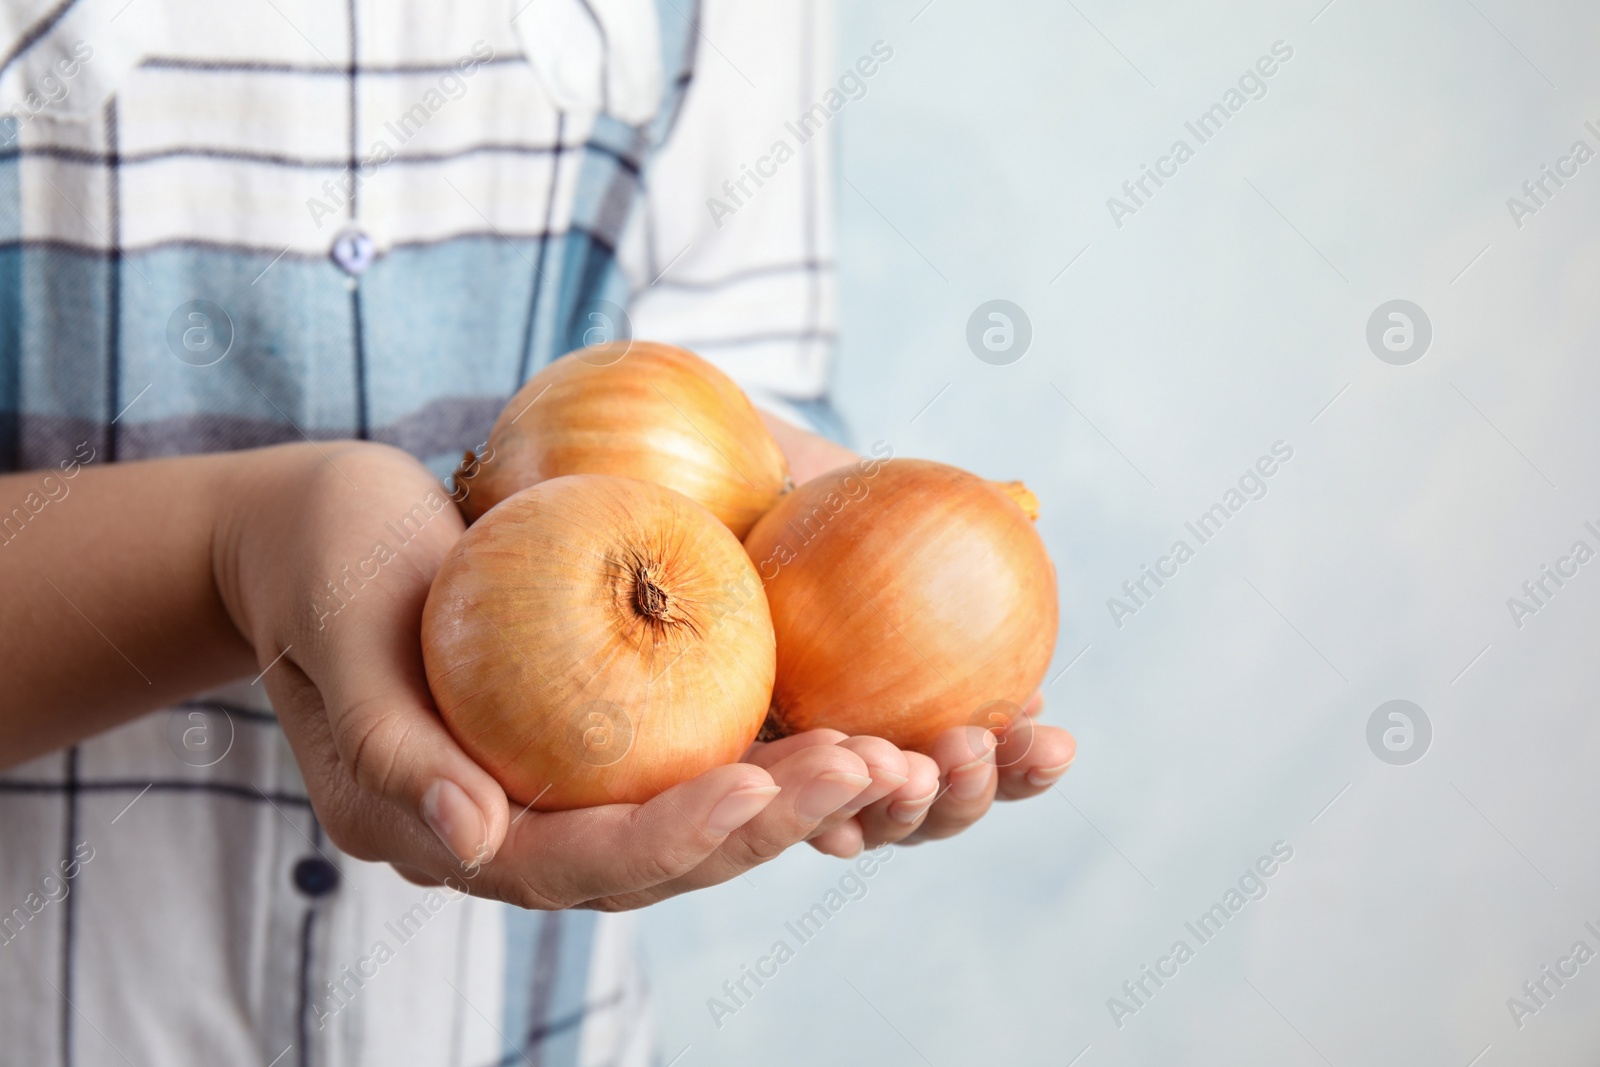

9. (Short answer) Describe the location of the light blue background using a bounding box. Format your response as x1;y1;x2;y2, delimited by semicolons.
643;1;1600;1064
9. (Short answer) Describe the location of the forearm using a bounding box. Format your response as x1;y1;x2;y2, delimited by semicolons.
0;448;260;768
757;408;858;484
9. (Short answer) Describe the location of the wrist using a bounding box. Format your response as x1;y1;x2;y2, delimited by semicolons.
209;440;455;659
209;442;325;657
757;408;859;485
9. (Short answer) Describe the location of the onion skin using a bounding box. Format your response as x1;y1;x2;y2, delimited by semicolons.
743;459;1058;753
455;342;790;538
423;475;776;810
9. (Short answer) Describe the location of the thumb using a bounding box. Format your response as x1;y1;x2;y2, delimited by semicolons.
311;616;511;869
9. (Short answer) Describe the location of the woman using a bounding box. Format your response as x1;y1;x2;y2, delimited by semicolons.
0;1;1074;1063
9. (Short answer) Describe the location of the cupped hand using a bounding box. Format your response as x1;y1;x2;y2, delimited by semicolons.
756;411;1078;857
213;441;879;910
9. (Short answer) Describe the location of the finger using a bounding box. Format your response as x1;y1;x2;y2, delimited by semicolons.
1022;691;1045;718
911;727;998;842
742;728;849;767
806;736;908;839
477;762;781;910
589;743;872;909
854;750;941;848
309;601;512;869
997;722;1076;801
392;863;445;887
265;658;458;869
808;820;865;858
835;736;910;810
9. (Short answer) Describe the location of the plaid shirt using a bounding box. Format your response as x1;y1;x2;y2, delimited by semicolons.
0;0;836;1064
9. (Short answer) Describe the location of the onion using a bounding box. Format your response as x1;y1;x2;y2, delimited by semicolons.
455;342;791;537
422;475;776;810
743;458;1058;752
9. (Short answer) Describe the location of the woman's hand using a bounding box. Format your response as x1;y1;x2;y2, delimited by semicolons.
215;441;880;910
755;411;1078;857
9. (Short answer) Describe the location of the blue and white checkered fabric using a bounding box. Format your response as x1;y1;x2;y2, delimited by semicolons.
0;0;837;1063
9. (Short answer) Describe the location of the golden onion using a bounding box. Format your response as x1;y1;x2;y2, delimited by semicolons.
423;474;775;810
744;458;1058;752
455;341;790;537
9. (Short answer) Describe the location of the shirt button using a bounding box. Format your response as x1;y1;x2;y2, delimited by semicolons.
293;857;341;898
331;227;376;276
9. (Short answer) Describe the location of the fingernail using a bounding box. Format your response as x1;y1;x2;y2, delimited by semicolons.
421;780;491;868
967;730;999;762
888;789;937;824
1025;758;1075;788
797;771;873;821
706;785;781;835
948;758;995;801
838;770;909;817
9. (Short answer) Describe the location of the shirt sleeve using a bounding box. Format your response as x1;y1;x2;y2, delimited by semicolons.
617;0;836;403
